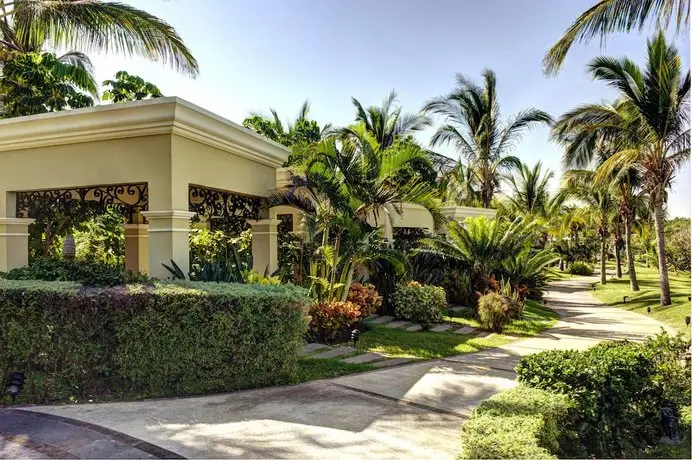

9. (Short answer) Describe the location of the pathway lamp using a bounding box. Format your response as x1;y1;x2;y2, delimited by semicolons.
5;372;25;402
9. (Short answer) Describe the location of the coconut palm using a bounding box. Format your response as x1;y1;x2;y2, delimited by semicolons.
554;31;689;304
503;161;556;218
543;0;689;75
342;90;431;148
563;170;616;285
0;0;198;76
438;161;482;206
424;69;553;208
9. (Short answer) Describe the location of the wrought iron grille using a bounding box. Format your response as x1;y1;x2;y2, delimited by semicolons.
16;183;148;224
189;185;265;235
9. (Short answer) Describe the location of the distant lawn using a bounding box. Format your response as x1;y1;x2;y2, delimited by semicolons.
292;358;375;384
592;262;690;338
357;300;559;359
547;268;578;281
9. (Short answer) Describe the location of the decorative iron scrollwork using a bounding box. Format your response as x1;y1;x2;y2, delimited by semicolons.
16;183;148;224
189;185;265;235
277;213;294;233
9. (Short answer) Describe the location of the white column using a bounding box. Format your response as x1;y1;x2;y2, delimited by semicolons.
141;210;195;279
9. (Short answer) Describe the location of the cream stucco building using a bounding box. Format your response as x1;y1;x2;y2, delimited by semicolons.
0;97;496;278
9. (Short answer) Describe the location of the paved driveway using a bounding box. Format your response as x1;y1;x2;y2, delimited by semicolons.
13;277;673;459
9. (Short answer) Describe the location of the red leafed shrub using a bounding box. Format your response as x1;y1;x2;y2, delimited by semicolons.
347;282;383;317
308;301;362;341
515;284;530;301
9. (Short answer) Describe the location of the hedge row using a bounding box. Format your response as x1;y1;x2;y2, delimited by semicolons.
0;279;310;403
460;386;572;459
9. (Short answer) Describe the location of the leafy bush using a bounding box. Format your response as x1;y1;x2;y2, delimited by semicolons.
665;218;691;272
244;270;281;285
308;301;362;342
477;292;513;332
516;332;691;458
498;277;525;319
460;386;573;459
0;279;310;403
568;261;593;276
499;250;557;299
392;281;447;327
5;258;147;286
441;269;476;308
347;282;382;318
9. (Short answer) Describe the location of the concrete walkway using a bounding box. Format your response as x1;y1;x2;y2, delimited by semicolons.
13;277;672;459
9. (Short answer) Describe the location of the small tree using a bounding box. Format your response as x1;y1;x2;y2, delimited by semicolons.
102;71;163;103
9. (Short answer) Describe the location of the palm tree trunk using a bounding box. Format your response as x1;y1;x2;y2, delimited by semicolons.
652;202;671;306
624;214;639;291
614;238;622;278
600;236;607;285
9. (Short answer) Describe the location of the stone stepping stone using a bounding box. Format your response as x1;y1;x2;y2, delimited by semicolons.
312;346;356;359
365;314;380;320
475;331;495;339
369;315;394;324
386;320;411;329
454;326;476;334
406;324;423;332
342;352;386;364
448;305;468;312
301;343;328;355
372;358;412;368
429;323;454;332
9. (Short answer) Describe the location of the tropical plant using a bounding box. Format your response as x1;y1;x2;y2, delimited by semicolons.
424;69;553;208
102;70;162;103
503;161;557;219
0;51;94;117
242;100;330;150
543;0;689;75
554;32;690;304
499;249;559;299
0;0;198;76
340;90;431;148
438;161;482;206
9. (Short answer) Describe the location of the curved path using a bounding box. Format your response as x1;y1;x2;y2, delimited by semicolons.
7;277;674;459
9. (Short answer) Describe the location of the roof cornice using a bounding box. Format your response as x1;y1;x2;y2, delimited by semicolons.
0;97;290;168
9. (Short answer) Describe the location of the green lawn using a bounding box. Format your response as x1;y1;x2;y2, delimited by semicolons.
357;300;559;359
592;262;691;338
292;358;375;383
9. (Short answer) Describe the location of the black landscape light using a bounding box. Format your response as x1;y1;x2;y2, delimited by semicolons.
543;299;547;305
623;296;628;303
351;329;361;348
5;372;25;402
685;316;690;327
647;305;651;313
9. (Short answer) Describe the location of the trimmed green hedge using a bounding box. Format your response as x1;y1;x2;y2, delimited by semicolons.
0;279;310;403
460;386;572;459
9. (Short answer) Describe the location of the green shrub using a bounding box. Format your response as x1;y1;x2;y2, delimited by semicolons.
392;281;447;327
244;270;281;285
567;261;593;276
441;269;476;308
347;282;382;317
477;292;513;332
5;257;147;286
460;386;572;459
516;332;691;458
0;279;310;404
308;300;361;341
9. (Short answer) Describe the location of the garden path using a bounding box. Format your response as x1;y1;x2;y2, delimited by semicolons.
9;276;673;459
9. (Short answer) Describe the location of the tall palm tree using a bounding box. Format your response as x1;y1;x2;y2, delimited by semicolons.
554;31;689;305
543;0;689;75
0;0;198;77
424;69;553;208
563;169;616;285
344;90;431;148
503;161;555;218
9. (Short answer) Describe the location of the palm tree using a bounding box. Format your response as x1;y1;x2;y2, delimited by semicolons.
344;90;431;148
242;100;330;149
554;32;689;305
563;170;616;285
0;0;198;76
503;161;555;218
543;0;689;75
438;161;482;206
424;69;553;208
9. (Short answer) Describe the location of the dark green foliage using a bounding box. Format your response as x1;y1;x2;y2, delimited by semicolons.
0;279;310;404
5;258;146;286
391;281;447;327
567;261;594;276
102;70;162;103
516;332;691;458
460;386;572;459
477;292;513;332
665;218;691;272
441;269;476;308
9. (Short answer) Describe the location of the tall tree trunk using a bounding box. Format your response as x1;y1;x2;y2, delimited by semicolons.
624;214;639;291
600;236;607;285
652;201;671;306
615;240;623;278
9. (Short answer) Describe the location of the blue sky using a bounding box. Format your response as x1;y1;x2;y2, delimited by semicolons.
89;0;690;216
